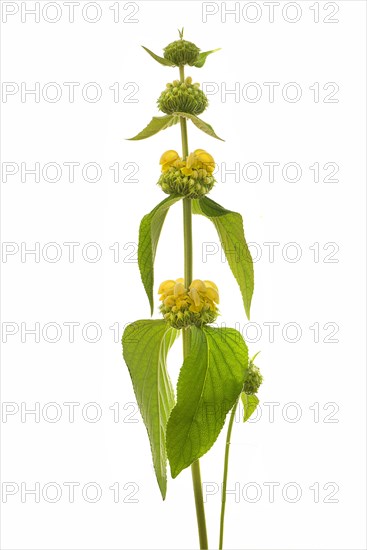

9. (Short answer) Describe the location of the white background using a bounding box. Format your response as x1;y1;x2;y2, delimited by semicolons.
1;1;366;549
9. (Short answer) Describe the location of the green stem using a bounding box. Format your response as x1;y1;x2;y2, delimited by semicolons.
191;459;208;549
219;396;240;550
183;199;193;287
179;63;208;550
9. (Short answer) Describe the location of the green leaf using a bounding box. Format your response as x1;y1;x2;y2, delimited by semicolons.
241;393;259;422
174;112;224;141
251;350;261;363
141;46;175;67
127;115;179;140
167;326;248;478
122;319;178;499
138;196;181;314
193;197;254;319
193;48;221;68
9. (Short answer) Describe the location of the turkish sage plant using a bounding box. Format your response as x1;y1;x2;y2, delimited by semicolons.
122;29;262;550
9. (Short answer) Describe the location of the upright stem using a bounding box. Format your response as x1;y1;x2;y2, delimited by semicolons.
219;397;240;550
179;63;208;550
191;460;208;549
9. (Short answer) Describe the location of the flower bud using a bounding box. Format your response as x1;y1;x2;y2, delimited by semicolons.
163;39;200;67
157;79;208;116
243;359;263;395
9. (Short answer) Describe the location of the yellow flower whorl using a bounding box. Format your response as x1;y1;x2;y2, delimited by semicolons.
158;278;220;328
158;149;216;198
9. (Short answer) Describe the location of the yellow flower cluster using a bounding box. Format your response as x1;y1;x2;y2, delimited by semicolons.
160;149;215;177
158;278;219;328
158;149;216;198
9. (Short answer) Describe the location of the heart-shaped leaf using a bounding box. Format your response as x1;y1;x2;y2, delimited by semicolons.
128;115;179;141
174;112;224;141
193;197;254;319
122;319;178;499
167;325;248;478
138;196;181;314
142;46;175;67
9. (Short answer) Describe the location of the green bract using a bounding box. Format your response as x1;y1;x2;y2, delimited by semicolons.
160;298;218;328
122;29;261;550
158;166;215;198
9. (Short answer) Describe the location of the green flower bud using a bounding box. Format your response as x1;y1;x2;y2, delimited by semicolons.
243;359;263;395
157;80;208;115
163;39;200;67
158;166;215;198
